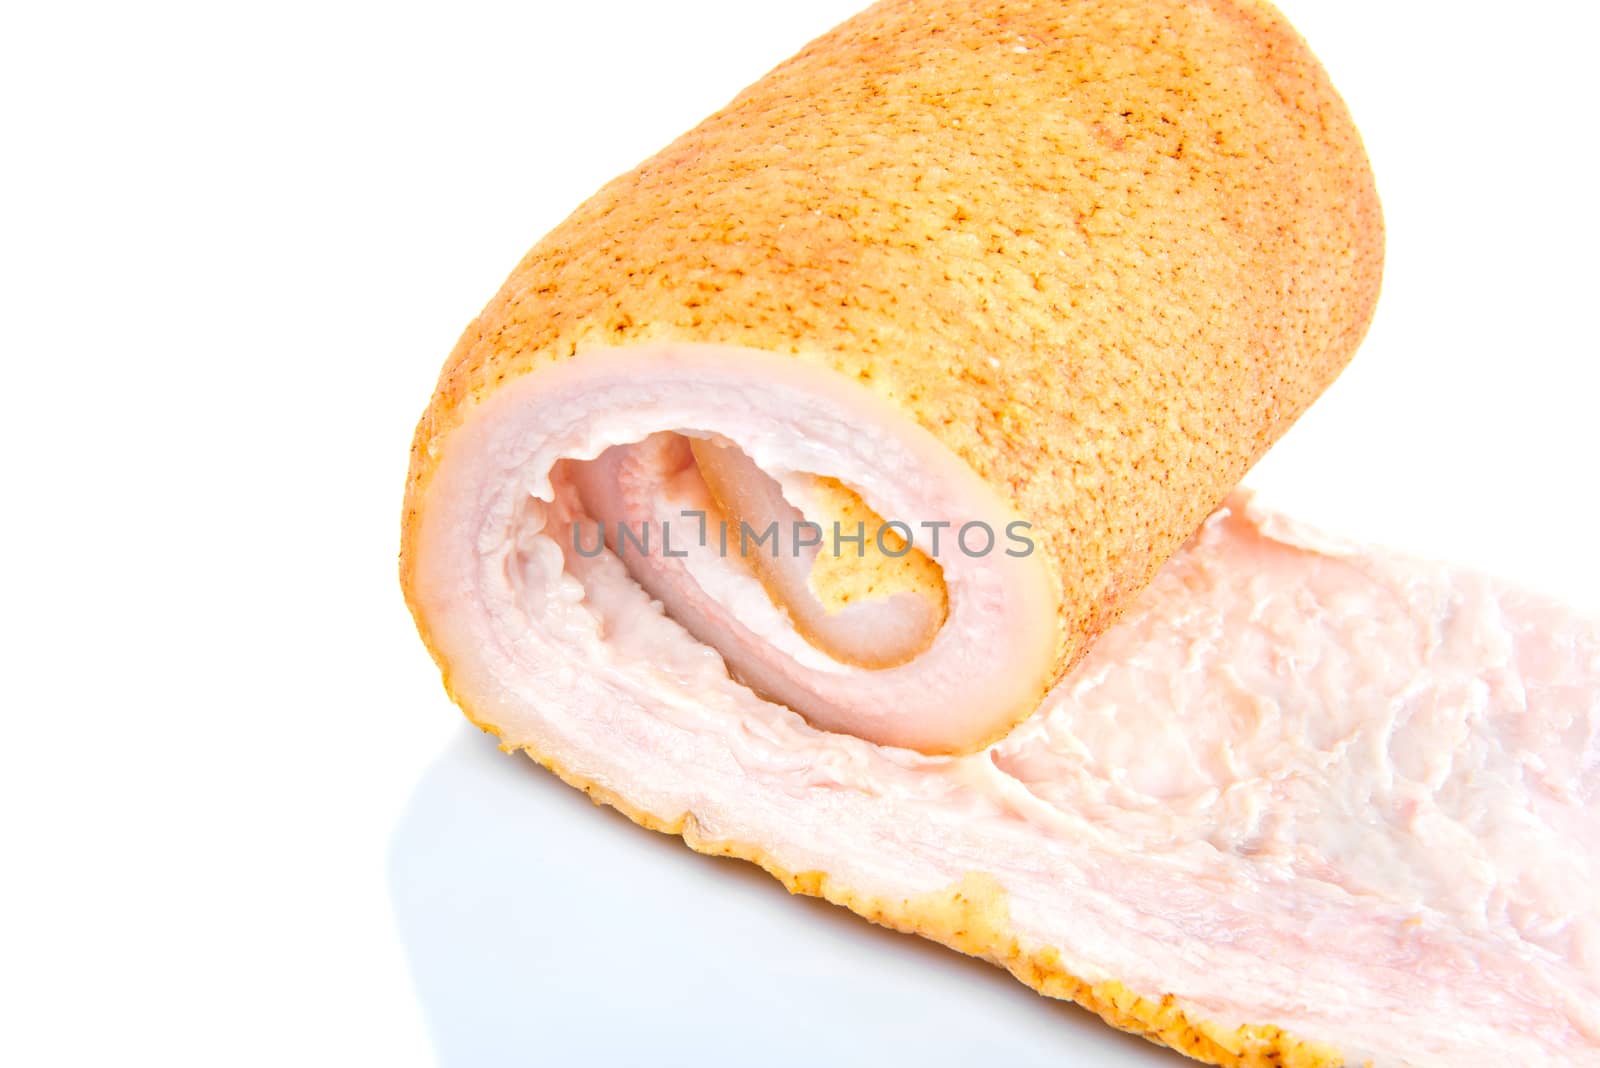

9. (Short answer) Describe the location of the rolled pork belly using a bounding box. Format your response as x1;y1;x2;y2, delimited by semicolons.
401;0;1599;1064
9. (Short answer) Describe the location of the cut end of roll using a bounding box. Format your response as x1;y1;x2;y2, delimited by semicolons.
404;343;1062;756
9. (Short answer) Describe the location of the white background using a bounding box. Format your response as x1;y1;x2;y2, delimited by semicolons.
3;1;1597;1065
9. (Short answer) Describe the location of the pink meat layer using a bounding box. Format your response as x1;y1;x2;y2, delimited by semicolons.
408;346;1600;1065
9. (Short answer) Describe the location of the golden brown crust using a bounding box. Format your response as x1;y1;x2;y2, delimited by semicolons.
402;0;1383;684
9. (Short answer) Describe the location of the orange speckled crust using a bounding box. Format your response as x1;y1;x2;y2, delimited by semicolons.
402;0;1383;681
800;476;949;619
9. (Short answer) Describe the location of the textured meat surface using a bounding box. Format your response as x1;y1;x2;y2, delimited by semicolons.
408;367;1600;1063
989;500;1600;1063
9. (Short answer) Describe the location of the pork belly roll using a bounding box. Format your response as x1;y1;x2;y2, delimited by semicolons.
379;1;1600;1065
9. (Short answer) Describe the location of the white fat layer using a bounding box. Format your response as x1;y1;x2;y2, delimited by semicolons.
411;344;1600;1066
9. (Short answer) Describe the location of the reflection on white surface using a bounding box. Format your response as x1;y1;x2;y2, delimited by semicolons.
389;727;1181;1067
